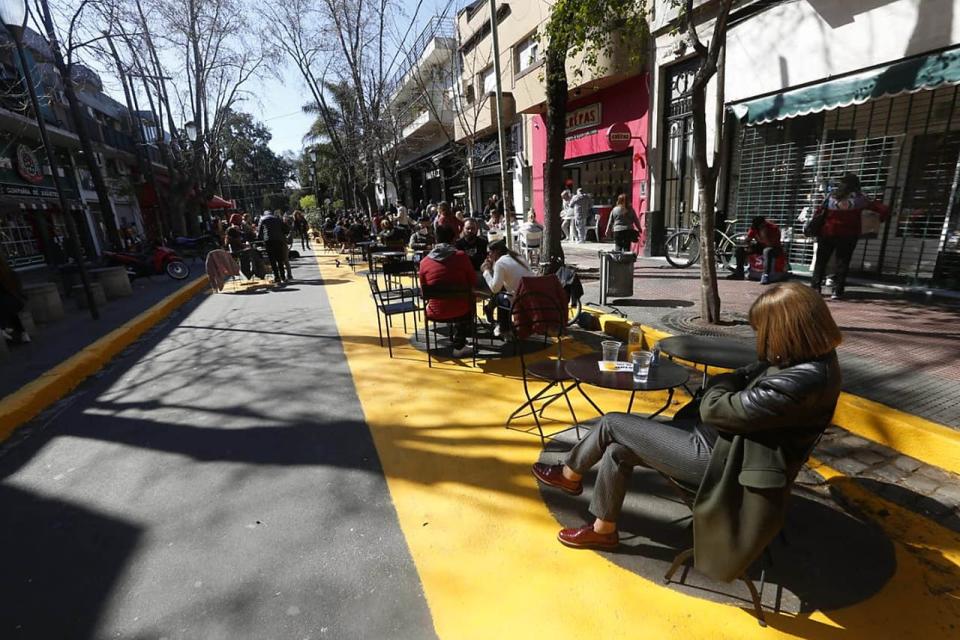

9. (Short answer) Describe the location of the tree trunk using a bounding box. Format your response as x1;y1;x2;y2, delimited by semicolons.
690;72;721;323
542;46;568;273
37;0;121;251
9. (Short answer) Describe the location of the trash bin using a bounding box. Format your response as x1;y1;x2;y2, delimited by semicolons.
599;250;637;305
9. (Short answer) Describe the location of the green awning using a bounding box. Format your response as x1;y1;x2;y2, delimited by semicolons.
731;47;960;125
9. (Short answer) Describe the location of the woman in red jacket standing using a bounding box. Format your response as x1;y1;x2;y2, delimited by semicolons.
811;173;889;300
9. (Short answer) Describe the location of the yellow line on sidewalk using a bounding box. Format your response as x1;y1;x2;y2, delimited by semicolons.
316;253;960;639
0;276;208;442
585;307;960;475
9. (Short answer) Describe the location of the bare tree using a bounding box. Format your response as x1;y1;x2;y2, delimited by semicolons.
680;0;734;324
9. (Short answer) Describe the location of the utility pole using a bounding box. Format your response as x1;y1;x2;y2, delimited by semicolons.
488;0;512;248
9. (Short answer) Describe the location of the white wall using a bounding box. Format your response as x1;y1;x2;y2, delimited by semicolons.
726;0;960;102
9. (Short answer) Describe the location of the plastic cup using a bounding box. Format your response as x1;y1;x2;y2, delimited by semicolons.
632;350;652;383
600;340;621;370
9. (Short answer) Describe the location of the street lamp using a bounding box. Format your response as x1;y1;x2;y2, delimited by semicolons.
0;0;99;318
183;120;198;143
308;148;318;163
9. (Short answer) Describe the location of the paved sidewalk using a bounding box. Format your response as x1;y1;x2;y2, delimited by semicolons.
0;274;192;400
563;241;960;429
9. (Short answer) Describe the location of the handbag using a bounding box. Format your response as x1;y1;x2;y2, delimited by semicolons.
860;208;882;239
803;206;827;238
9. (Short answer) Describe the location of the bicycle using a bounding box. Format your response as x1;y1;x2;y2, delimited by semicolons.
664;212;744;270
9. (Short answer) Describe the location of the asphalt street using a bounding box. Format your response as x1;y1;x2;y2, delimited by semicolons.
0;250;436;639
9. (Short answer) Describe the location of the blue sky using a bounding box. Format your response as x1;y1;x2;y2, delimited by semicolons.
256;0;461;157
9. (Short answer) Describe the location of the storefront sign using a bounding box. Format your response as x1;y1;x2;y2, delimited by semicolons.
15;144;44;184
0;182;59;199
606;123;633;152
566;103;602;134
425;168;441;181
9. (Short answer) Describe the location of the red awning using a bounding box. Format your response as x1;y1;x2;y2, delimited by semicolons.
207;195;236;210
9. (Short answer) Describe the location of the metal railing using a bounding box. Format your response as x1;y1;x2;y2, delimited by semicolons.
389;17;455;95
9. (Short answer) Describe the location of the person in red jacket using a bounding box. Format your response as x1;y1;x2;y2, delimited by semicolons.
418;224;476;358
434;201;464;236
728;216;782;284
811;173;890;299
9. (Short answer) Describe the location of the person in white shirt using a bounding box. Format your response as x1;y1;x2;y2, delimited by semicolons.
560;188;574;240
481;239;534;338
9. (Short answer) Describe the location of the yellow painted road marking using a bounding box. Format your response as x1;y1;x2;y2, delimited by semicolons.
317;253;960;638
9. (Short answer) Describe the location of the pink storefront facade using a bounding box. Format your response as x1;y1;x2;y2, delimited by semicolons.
530;73;651;249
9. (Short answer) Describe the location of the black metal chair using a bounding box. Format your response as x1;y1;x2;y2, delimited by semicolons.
381;260;419;299
505;277;580;443
367;273;420;358
421;284;477;368
661;429;827;627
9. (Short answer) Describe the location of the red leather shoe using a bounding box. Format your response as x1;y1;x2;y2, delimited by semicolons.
557;524;619;550
531;463;582;496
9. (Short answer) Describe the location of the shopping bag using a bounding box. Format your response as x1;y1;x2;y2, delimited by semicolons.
860;209;882;239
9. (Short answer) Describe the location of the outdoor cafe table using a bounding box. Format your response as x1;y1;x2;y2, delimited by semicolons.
657;335;757;386
564;352;690;418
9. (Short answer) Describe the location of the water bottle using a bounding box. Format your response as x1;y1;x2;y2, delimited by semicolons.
650;341;661;367
627;323;642;358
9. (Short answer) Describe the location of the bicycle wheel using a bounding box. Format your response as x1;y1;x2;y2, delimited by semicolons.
715;234;737;272
664;230;699;268
567;297;583;327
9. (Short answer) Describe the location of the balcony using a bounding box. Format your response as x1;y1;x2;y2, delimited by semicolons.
389;17;456;104
401;106;454;140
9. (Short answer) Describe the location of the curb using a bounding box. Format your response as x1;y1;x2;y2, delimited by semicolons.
0;276;208;442
582;305;960;476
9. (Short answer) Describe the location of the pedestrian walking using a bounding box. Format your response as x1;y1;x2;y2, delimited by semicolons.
293;210;310;251
257;210;290;284
569;187;594;243
560;187;574;240
605;193;640;251
810;173;889;299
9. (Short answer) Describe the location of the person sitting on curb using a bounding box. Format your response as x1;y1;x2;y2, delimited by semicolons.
728;215;783;284
418;224;476;359
531;282;841;561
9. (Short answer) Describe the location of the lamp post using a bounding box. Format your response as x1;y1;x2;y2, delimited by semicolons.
0;0;98;318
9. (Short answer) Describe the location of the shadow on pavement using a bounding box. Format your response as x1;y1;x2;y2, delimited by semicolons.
0;484;141;638
538;433;896;617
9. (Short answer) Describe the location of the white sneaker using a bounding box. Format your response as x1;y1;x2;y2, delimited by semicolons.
1;328;12;341
493;324;502;338
452;345;474;358
19;331;30;343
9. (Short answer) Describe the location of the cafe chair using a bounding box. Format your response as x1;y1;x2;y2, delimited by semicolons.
381;260;420;301
367;273;420;358
505;276;580;444
421;284;478;368
661;428;827;627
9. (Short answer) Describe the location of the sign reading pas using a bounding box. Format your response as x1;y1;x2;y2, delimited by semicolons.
566;103;602;133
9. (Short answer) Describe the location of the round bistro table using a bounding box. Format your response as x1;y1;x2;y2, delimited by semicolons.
564;352;690;418
657;335;757;387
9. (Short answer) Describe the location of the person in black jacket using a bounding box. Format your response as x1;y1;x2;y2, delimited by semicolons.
257;210;290;284
531;282;842;556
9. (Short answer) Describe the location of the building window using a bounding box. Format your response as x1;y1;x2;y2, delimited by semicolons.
515;36;539;75
481;66;496;95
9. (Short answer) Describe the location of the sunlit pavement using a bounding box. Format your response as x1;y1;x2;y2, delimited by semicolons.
313;249;960;639
1;248;959;638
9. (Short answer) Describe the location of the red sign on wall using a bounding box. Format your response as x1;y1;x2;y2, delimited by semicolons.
606;123;633;152
16;144;44;184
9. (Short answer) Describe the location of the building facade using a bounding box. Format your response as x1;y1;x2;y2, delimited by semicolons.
0;28;166;273
648;0;960;287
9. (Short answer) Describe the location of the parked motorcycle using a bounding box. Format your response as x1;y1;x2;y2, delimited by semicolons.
102;245;190;280
169;234;220;261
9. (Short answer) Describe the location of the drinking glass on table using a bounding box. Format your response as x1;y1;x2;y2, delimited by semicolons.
600;340;621;370
632;350;652;383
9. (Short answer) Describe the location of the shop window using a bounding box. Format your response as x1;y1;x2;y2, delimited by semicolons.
514;36;538;76
899;132;960;239
0;210;42;267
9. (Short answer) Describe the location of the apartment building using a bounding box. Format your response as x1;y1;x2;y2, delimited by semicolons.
648;0;960;287
384;18;460;208
0;28;165;271
455;0;649;241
